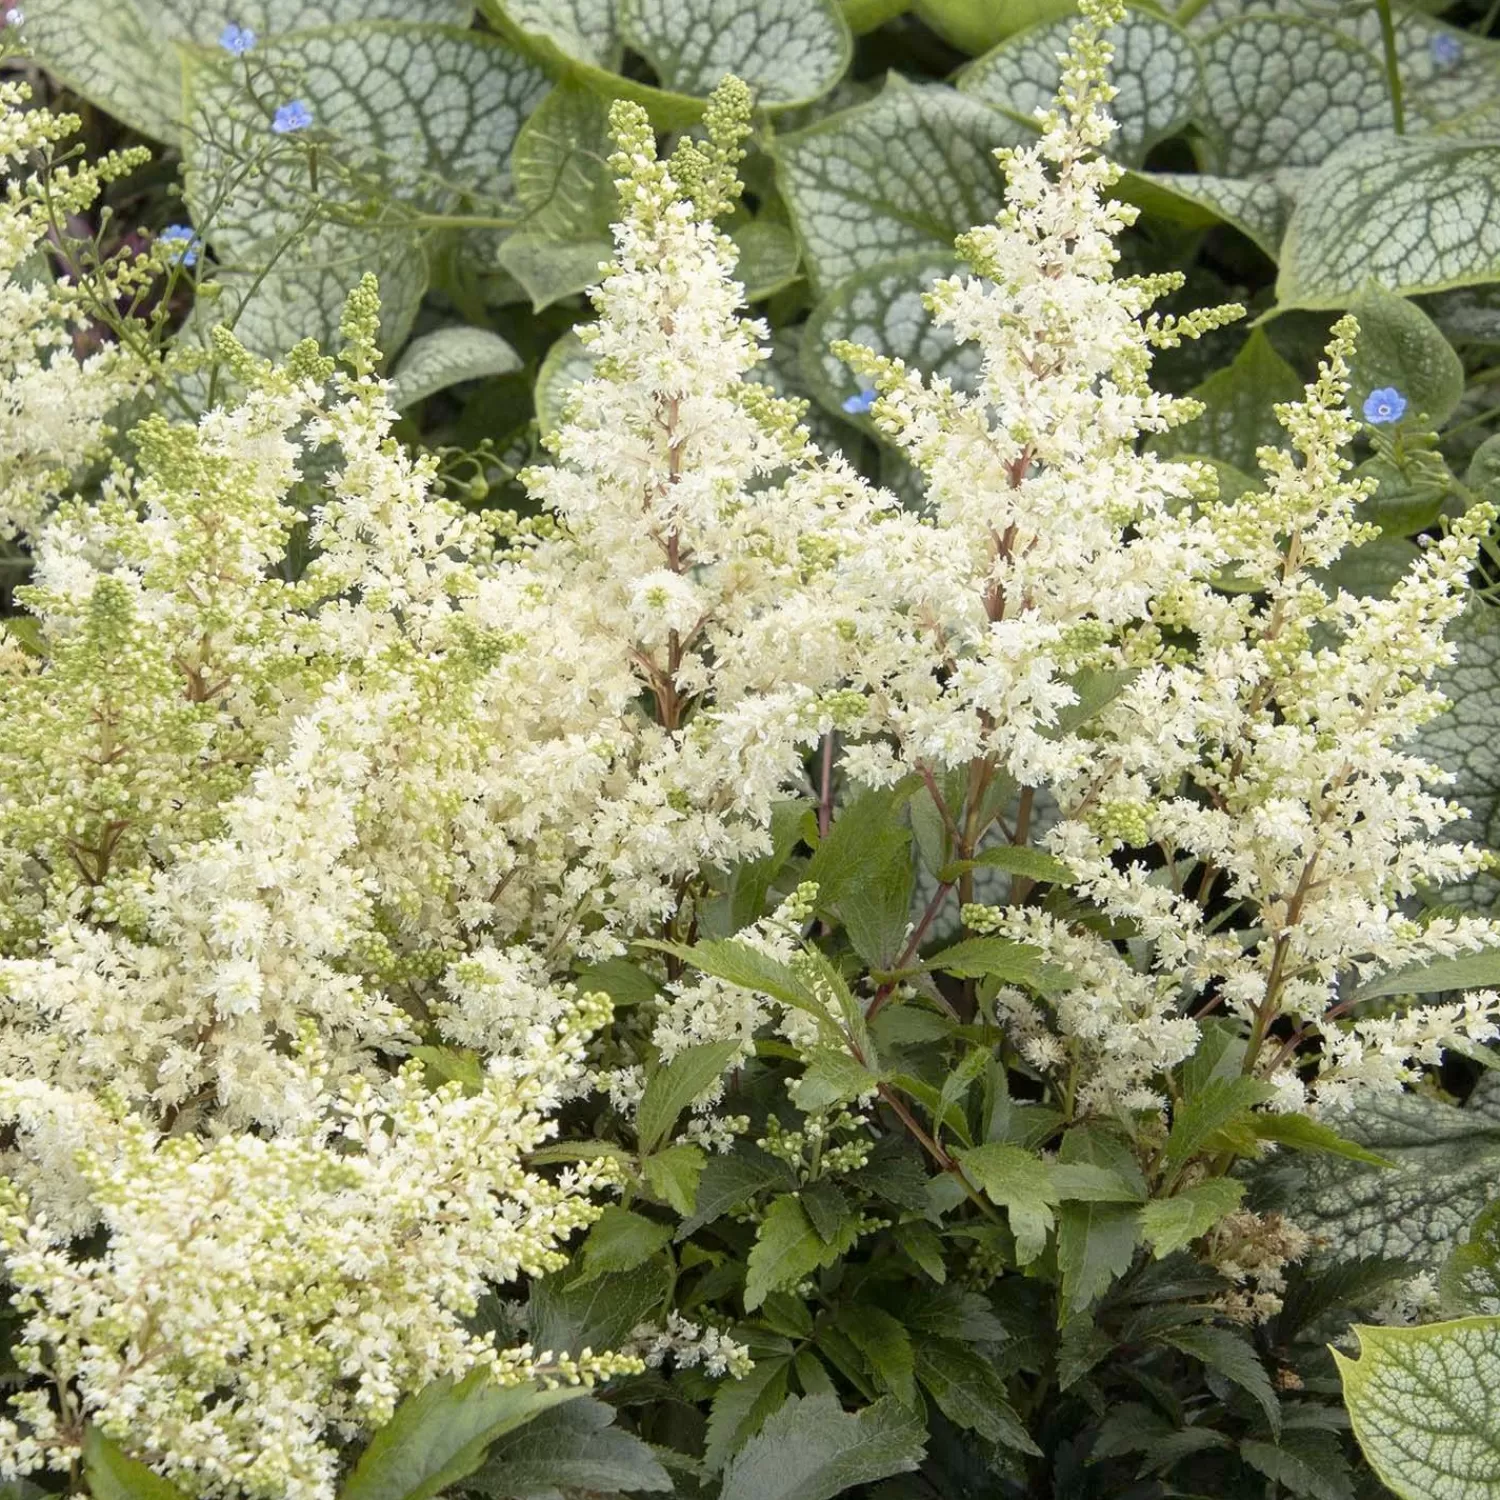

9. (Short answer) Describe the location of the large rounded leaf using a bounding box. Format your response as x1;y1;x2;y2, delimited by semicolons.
1278;136;1500;308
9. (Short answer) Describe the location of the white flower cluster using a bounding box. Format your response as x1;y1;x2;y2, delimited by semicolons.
0;76;153;539
624;1312;754;1379
2;0;1499;1487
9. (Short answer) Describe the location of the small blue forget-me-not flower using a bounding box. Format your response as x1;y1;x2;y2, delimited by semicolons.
219;22;257;54
842;387;876;416
1363;387;1407;425
272;99;313;134
158;224;201;268
1430;32;1463;67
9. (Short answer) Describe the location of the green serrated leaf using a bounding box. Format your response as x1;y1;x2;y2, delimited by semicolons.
636;1040;743;1152
746;1196;851;1310
922;935;1046;984
1164;1324;1280;1436
833;1305;917;1406
570;1205;673;1286
620;0;851;109
1141;1181;1247;1258
912;1339;1039;1453
773;78;1021;293
1199;14;1389;176
640;1142;706;1215
793;1048;881;1112
676;1143;796;1240
83;1429;193;1500
1355;947;1500;1001
1165;1075;1275;1169
339;1374;582;1500
1337;1317;1500;1500
529;1261;671;1358
388;327;522;409
1248;1111;1394;1168
1240;1430;1355;1500
1279;136;1500;307
1050;1163;1144;1204
466;1397;672;1496
719;1393;926;1500
959;1142;1058;1265
1056;1200;1141;1318
959;7;1201;167
704;1356;793;1473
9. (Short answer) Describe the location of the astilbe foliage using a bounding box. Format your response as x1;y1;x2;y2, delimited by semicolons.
2;2;1500;1496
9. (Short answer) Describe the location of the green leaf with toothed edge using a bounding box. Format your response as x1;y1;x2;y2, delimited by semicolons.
1139;1179;1246;1258
636;1040;744;1153
1198;14;1391;176
719;1394;927;1500
19;0;471;146
958;7;1201;168
620;0;850;109
1278;136;1500;308
1338;1317;1500;1500
338;1375;584;1500
465;1398;672;1497
388;327;522;409
772;78;1023;294
800;252;978;423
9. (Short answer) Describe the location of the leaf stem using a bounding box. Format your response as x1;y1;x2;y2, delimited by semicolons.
1374;0;1407;135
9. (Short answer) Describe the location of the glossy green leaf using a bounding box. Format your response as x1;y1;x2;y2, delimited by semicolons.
719;1393;926;1500
1139;1179;1246;1258
959;1142;1058;1265
959;8;1201;166
676;1143;796;1240
704;1355;794;1472
914;0;1070;53
388;327;522;409
339;1374;582;1500
620;0;851;109
1151;328;1304;474
773;78;1021;293
83;1429;193;1500
746;1195;846;1310
912;1339;1038;1452
1199;15;1389;176
1346;283;1465;429
1055;1200;1141;1318
1338;1317;1500;1500
466;1397;672;1496
793;1048;881;1112
636;1040;743;1152
1279;137;1500;308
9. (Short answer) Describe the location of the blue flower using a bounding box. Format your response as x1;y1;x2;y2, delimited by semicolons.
842;387;876;416
1363;386;1407;425
219;21;257;54
271;99;313;134
1430;32;1463;67
158;223;201;267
